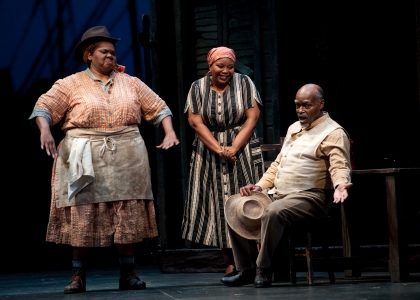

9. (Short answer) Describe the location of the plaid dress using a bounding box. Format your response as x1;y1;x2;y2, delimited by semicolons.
29;69;170;247
181;73;264;248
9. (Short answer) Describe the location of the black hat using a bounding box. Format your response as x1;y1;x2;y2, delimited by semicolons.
74;26;120;62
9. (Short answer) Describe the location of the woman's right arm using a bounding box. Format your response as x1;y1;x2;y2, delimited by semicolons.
187;107;224;155
30;78;73;158
36;116;58;158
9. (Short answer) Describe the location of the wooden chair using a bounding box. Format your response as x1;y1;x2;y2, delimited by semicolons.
259;136;354;285
286;213;335;285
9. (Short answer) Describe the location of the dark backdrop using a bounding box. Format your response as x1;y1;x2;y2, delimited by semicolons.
275;0;420;247
276;1;420;169
1;0;419;274
1;0;164;273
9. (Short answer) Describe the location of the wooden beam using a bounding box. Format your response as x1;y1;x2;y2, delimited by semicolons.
127;0;142;77
220;0;228;46
386;175;408;282
341;200;361;277
416;0;420;115
148;0;167;249
260;144;282;152
252;0;264;143
173;0;190;201
268;0;281;140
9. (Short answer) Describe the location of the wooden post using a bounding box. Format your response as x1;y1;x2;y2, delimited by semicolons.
386;174;408;282
415;0;420;115
268;0;281;140
173;0;190;198
127;0;143;78
147;2;167;249
219;0;228;46
341;201;360;277
252;0;265;143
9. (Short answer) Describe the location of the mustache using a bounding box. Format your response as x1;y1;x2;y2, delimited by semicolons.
298;113;307;118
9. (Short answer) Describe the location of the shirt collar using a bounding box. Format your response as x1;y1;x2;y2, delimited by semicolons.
84;68;115;83
306;111;329;130
291;112;329;135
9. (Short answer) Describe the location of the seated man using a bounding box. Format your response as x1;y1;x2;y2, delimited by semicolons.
221;83;352;288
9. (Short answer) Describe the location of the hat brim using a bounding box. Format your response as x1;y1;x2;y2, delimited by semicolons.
74;36;120;63
225;191;272;240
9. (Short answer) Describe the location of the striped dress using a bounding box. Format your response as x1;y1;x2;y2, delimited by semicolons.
181;73;264;248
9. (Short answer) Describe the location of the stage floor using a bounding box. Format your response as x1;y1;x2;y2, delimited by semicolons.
1;265;419;299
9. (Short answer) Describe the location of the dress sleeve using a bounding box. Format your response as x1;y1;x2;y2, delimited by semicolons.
241;74;262;110
28;78;72;127
135;77;172;125
184;80;202;115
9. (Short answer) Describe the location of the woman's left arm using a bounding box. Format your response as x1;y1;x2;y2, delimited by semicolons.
156;116;180;149
223;99;260;157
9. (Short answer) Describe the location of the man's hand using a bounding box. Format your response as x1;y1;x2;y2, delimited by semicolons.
239;184;262;196
333;183;353;203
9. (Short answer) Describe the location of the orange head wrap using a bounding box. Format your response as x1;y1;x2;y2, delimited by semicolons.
206;47;236;74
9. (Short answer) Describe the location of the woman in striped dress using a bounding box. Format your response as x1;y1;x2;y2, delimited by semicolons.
181;47;264;277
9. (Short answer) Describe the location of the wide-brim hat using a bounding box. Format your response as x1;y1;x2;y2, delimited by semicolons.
74;25;120;62
225;191;272;240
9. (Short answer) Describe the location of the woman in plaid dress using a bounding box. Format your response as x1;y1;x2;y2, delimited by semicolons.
28;26;179;294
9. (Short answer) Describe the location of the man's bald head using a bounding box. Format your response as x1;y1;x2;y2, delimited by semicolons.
296;83;324;102
295;83;325;128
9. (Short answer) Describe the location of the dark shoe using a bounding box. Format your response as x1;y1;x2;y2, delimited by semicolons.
64;269;86;294
119;271;146;290
254;268;271;288
220;268;255;287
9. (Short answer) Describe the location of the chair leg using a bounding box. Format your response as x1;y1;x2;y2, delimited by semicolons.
322;243;335;283
290;225;334;286
305;231;314;285
288;234;297;285
320;223;335;283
